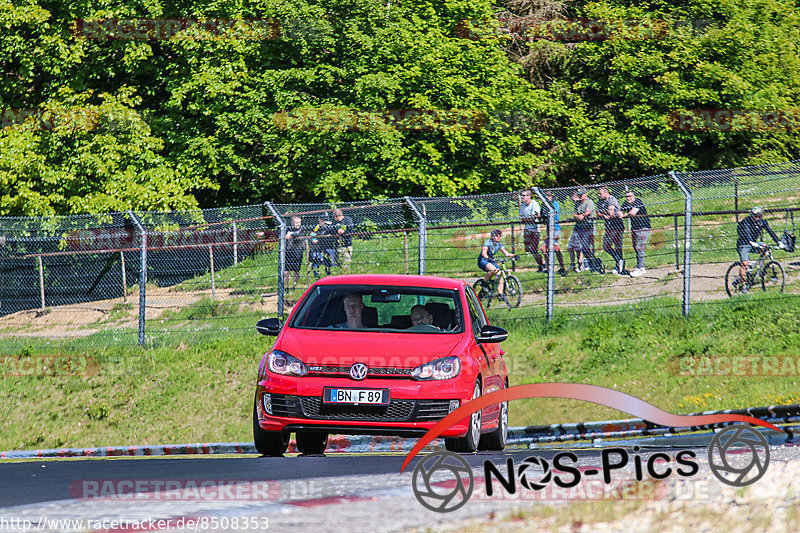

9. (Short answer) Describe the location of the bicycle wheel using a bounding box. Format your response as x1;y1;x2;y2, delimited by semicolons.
505;276;522;308
473;279;492;308
724;263;744;297
760;261;785;293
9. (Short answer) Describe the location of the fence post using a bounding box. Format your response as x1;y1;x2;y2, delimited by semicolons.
232;221;238;266
673;215;679;270
404;197;426;275
669;171;693;317
128;211;147;346
37;255;45;310
510;223;516;272
403;230;409;275
209;245;216;300
120;251;127;303
265;202;286;319
533;187;554;322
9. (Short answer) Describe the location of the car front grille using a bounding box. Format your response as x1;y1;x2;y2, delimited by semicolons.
267;394;452;422
306;366;414;378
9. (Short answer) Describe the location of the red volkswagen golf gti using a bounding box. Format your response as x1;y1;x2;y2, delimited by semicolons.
253;274;510;455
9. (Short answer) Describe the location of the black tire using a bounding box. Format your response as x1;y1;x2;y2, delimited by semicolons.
760;261;785;293
445;379;482;453
478;388;508;451
505;276;522;308
253;398;289;457
724;262;743;297
295;431;329;454
473;280;492;308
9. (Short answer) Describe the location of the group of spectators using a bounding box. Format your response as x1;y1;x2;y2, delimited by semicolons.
513;186;652;278
283;208;354;287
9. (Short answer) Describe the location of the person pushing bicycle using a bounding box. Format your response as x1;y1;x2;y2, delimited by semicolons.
478;229;517;297
737;206;783;287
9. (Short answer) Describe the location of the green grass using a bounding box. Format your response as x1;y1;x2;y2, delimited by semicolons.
2;294;800;451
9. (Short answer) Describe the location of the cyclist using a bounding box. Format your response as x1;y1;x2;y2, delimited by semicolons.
478;229;517;297
736;206;782;289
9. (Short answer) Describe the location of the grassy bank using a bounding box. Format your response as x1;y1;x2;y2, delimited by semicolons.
2;294;799;451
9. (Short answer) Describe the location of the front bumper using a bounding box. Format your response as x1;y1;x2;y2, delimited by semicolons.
255;377;471;437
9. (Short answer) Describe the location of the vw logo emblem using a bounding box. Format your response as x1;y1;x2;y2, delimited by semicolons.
349;363;368;380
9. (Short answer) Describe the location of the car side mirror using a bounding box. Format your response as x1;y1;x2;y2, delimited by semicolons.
256;318;282;336
477;324;508;343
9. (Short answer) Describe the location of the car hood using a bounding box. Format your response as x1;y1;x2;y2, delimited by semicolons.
277;328;465;368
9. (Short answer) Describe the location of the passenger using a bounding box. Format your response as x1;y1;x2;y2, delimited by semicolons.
410;304;434;326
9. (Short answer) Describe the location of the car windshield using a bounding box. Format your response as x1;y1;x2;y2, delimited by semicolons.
289;285;463;333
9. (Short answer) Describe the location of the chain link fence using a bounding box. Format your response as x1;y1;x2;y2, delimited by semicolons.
1;160;798;346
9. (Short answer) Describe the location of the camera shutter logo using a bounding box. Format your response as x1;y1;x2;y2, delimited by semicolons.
349;363;368;381
708;425;770;487
412;451;474;512
517;456;552;490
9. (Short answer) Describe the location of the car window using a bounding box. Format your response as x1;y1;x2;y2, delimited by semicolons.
465;285;488;336
289;285;464;333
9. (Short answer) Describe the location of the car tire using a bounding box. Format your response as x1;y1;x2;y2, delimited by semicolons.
295;431;329;454
478;392;508;451
253;399;289;457
445;379;482;453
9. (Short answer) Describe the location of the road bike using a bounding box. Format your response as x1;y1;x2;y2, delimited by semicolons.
473;257;523;309
724;242;785;297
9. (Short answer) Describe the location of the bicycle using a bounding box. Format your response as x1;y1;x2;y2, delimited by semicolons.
473;257;523;309
724;242;785;297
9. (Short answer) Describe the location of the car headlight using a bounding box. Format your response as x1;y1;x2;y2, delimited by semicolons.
267;350;307;376
412;356;461;380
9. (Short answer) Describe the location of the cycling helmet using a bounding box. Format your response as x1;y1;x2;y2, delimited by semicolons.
751;206;764;216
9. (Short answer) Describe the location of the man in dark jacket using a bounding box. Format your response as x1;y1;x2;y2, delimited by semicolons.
736;206;782;286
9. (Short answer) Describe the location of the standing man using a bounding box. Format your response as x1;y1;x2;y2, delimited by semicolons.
310;213;338;278
284;216;307;288
568;187;595;272
597;187;627;275
332;208;354;271
519;189;545;272
539;190;566;275
620;190;651;278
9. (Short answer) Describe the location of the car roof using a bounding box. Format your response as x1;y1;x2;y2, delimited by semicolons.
313;274;465;290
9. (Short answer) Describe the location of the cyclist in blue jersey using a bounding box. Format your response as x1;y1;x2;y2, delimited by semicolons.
478;229;517;297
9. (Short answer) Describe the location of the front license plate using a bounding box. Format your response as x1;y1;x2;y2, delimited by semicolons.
323;388;390;405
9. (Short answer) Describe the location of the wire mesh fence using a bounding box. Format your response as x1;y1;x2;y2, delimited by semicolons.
1;160;798;346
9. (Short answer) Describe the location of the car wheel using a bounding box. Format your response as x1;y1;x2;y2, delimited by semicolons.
295;431;329;454
478;397;508;451
252;399;289;457
445;379;482;453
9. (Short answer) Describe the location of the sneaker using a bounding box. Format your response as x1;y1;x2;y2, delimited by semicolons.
536;265;545;273
557;268;567;277
611;268;619;275
629;268;643;278
620;269;631;276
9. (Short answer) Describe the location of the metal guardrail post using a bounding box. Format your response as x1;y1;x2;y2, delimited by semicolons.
533;188;554;322
669;171;693;317
127;211;147;346
404;197;426;275
265;202;286;319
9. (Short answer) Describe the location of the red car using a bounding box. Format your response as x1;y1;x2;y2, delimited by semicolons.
253;274;510;455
